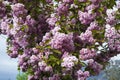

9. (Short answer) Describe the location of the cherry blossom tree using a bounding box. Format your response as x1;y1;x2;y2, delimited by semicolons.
0;0;120;80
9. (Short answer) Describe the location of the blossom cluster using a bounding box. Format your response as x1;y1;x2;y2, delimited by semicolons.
105;3;120;52
79;48;96;60
50;32;74;52
61;54;78;69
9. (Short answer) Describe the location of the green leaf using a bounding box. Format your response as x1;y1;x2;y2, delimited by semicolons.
9;24;14;29
44;39;50;44
45;45;52;49
48;55;59;67
92;29;105;41
20;25;28;31
62;74;73;80
115;23;120;30
115;13;120;19
51;49;62;54
16;72;28;80
36;45;44;50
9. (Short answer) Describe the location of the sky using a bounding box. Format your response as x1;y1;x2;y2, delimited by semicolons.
0;35;18;80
